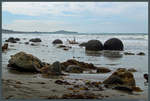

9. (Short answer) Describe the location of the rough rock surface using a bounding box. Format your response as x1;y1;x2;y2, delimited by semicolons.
85;40;103;51
8;52;43;72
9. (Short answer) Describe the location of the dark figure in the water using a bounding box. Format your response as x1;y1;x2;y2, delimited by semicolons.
144;74;148;82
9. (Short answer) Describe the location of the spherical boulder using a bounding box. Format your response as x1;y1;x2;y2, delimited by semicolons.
8;52;43;72
85;40;103;51
52;39;63;44
104;38;124;51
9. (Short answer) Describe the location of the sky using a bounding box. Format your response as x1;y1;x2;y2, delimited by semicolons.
2;2;148;33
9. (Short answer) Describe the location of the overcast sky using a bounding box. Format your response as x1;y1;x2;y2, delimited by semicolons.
2;2;148;33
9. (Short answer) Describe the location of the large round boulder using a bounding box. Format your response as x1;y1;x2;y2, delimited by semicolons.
85;40;103;51
52;39;63;44
103;69;135;86
5;37;20;43
8;52;43;72
104;38;124;51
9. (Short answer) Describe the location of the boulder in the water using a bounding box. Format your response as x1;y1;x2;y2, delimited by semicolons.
29;38;41;42
137;52;145;56
85;40;103;51
5;37;20;43
52;39;63;44
79;42;87;47
104;38;124;51
8;52;43;72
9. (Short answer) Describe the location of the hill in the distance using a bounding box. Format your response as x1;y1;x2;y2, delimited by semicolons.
2;29;78;34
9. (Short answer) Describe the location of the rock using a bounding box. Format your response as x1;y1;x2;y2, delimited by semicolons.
128;68;137;72
66;65;83;73
63;48;69;51
124;52;135;55
8;52;43;72
85;40;103;51
79;42;87;47
52;39;63;44
144;74;148;82
51;61;62;75
24;42;29;45
61;59;97;71
132;86;143;92
103;69;136;86
96;67;111;73
29;38;41;42
57;45;67;48
137;52;145;55
114;86;133;93
2;43;8;52
31;43;38;46
55;80;71;85
104;38;124;51
5;37;20;43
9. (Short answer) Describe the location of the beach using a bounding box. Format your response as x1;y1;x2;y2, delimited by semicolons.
2;33;148;100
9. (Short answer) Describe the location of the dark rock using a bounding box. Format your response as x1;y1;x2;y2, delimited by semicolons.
103;69;135;86
2;43;8;52
66;65;83;73
52;39;63;44
15;38;20;41
124;52;135;55
79;42;87;47
61;59;97;71
104;38;124;51
97;67;111;73
29;38;41;42
144;74;148;82
57;45;67;48
5;37;18;43
114;86;133;92
63;48;69;51
137;52;145;55
24;42;29;45
8;52;43;72
31;43;38;46
85;40;103;51
51;61;62;75
55;80;70;85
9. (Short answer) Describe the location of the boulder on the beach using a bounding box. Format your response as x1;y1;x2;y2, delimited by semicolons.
96;67;111;73
29;38;42;42
52;39;63;44
66;65;84;73
51;61;62;75
2;43;8;52
61;59;97;71
5;37;20;43
137;52;145;56
8;52;43;72
103;69;136;86
79;42;87;47
104;38;124;51
57;45;67;48
85;40;103;51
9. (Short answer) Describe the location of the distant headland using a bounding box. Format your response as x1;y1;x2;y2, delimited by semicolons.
2;29;78;34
